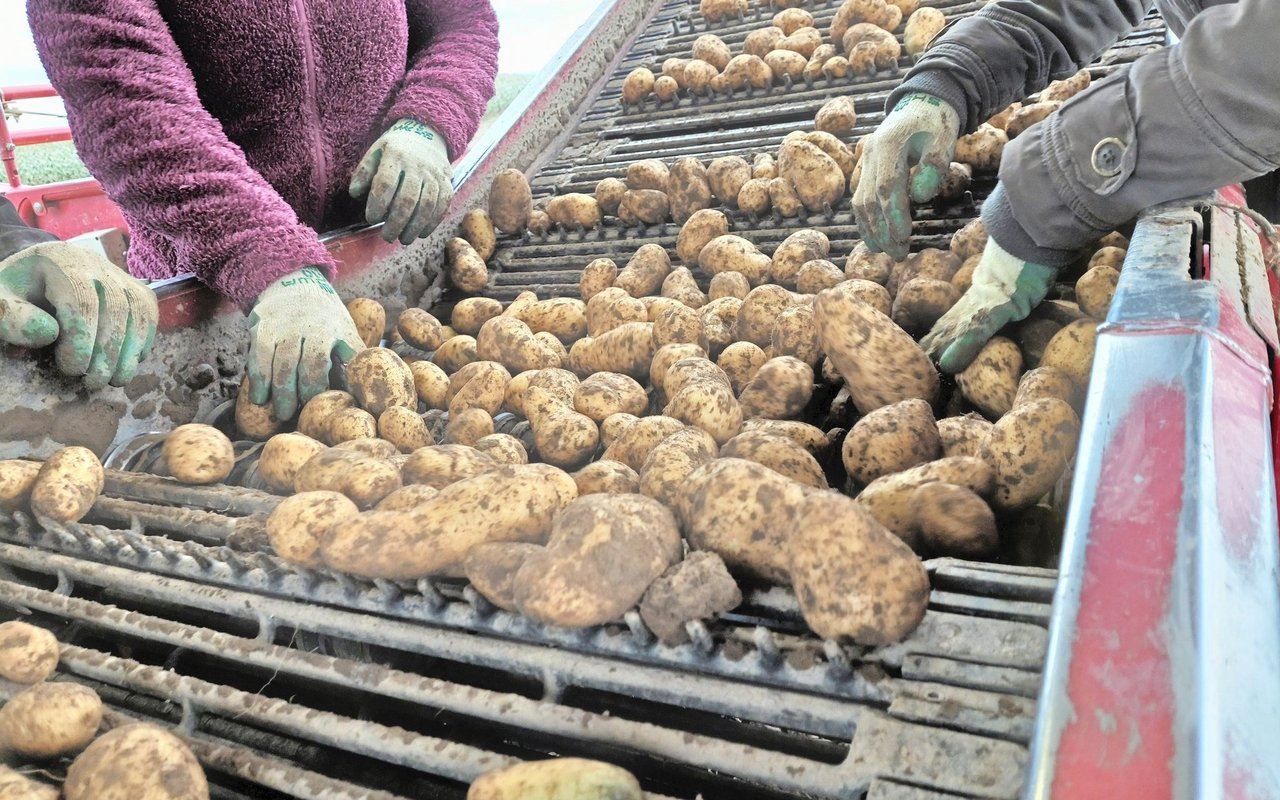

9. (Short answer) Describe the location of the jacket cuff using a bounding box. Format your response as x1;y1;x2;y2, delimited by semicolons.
981;183;1083;268
888;70;972;133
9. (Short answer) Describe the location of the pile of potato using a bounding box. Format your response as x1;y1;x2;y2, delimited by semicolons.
0;620;208;799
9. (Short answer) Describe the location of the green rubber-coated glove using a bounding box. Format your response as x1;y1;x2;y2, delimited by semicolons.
247;267;364;420
0;241;158;389
349;119;453;246
853;93;961;261
920;237;1057;373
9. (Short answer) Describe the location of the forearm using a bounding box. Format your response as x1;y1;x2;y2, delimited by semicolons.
0;198;56;261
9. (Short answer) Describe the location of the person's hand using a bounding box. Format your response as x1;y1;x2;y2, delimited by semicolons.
852;93;961;261
0;241;158;389
920;237;1056;373
247;267;364;419
349;119;453;245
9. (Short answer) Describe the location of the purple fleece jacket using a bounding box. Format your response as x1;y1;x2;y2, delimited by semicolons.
27;0;499;306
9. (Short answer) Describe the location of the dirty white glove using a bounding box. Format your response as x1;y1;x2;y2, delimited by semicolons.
247;267;364;419
853;93;961;261
0;241;158;389
349;119;453;245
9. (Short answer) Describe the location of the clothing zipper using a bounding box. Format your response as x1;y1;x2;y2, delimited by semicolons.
292;0;329;223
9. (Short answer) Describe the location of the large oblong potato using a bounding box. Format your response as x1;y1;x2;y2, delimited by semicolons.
574;372;648;422
676;209;730;268
842;398;941;485
956;336;1023;419
639;427;719;508
857;456;995;547
0;621;59;684
738;356;813;420
778;140;844;213
467;758;642;800
614;244;671;298
0;681;103;758
720;430;828;489
488;169;533;234
30;446;104;522
477;316;561;374
64;723;208;800
546;193;603;230
258;433;330;492
401;444;499;489
266;491;360;567
980;397;1080;511
346;347;416;417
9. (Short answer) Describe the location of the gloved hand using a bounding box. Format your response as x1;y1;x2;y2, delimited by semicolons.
852;93;961;261
349;119;453;246
247;267;364;419
0;241;158;389
920;237;1056;373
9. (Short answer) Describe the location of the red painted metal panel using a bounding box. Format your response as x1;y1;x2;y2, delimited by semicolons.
3;180;127;240
10;126;71;148
2;84;58;102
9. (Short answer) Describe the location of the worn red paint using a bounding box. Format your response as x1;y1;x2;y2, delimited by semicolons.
1052;383;1184;799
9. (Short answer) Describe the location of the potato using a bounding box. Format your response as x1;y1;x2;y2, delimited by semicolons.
891;248;963;295
742;419;828;454
468;758;642;800
778;140;844;213
951;256;979;293
1040;319;1098;388
641;551;742;646
158;425;232;486
527;208;552;235
574;372;648;422
462;542;544;612
1076;265;1119;320
822;55;852;78
232;384;283;440
771;304;823;367
255;433;322;492
477;316;561;373
0;460;40;509
683;59;720;94
660;267;709;310
804;131;857;181
765;49;807;81
737;178;772;216
295;448;402;507
699;235;772;285
716;341;767;395
600;414;635;449
446;237;489;293
949;219;988;260
614;244;671;299
720;430;827;488
342;297;385;349
1041;68;1091;103
1005;100;1061;138
779;26;823;59
617;189;670;226
738;356;814;419
789;491;929;643
980;398;1080;511
731;284;792;347
815;284;939;414
1014;366;1081;411
665;157;713;224
723;54;773;90
815;96;857;136
706;156;752;208
586;288;647;337
568;322;655;382
572;460;640;496
297;390;355;439
512;299;587;346
375;484;441;511
470;434;526;467
0;622;58;684
830;0;896;43
771;229;830;285
322;464;577;579
954;122;1008;172
773;7;813;34
621;67;655;105
325;407;377;444
404;361;446;410
845;241;894;285
843;23;901;73
653;75;679;102
524;387;600;469
459;208;498;262
579;257;618;302
64;723;208;800
744;26;785;59
937;413;992;458
601;415;686;471
691;34;732;71
796;259;845;294
546;193;603;230
957;336;1023;418
346;347;416;416
639;427;719;507
396;308;444;352
661;57;688;85
590;182;625;222
705;273;748;303
0;765;57;800
679;458;807;582
331;437;398;459
673;212;727;272
891;277;959;337
842;398;940;484
402;444;498;489
857;456;994;546
266;491;359;567
441;408;491;447
663;374;743;445
664;357;731;397
904;7;945;56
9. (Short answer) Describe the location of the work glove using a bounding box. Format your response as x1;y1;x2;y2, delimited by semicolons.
853;93;961;261
349;119;453;246
0;241;158;389
247;266;364;420
920;237;1056;373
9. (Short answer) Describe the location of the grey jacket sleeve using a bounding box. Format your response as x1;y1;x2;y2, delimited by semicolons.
888;0;1154;133
990;0;1280;264
0;196;58;262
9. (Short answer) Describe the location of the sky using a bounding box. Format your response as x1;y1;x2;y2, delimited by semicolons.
0;0;602;129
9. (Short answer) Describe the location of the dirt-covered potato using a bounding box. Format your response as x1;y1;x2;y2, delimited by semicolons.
446;237;489;293
771;304;823;367
614;244;671;298
937;413;992;458
459;208;498;262
0;765;58;800
513;493;681;628
723;54;773;90
1040;319;1097;388
778;140;845;213
527;208;552;235
256;433;323;493
707;156;752;208
815;95;857;136
332;437;398;459
1005;100;1061;138
0;460;40;509
622;67;655;105
1014;366;1081;412
297;390;355;439
640;551;741;646
981;398;1080;511
0;621;58;684
512;298;587;345
325;407;377;444
489;169;533;234
742;418;828;454
676;209;730;267
773;7;813;33
586;288;647;336
720;430;828;488
579;258;618;302
434;335;479;374
574;372;648;422
441;408;492;447
524;387;600;469
691;34;732;71
601;415;687;471
842;398;940;484
956;336;1023;418
659;267;709;310
737;177;772;216
617;189;671;226
477;316;561;374
639;427;719;507
744;26;786;58
345;297;385;348
568;322;656;382
738;356;814;419
666;157;713;224
546;193;603;230
401;444;498;489
903;6;945;56
892;278;960;336
663;371;743;445
28;446;103;523
295;448;402;507
845;241;894;285
468;758;642;800
707;272;750;302
804;131;857;179
830;0;897;43
857;456;995;546
654;73;679;101
765;49;808;81
735;284;794;346
462;542;543;612
160;425;233;485
266;490;359;566
64;723;208;800
794;260;844;295
778;26;823;59
376;484;441;511
397;308;445;352
346;347;416;417
911;482;998;556
1040;68;1091;103
1076;265;1119;319
1089;246;1127;271
572;460;640;496
953;123;1008;172
927;161;972;200
716;341;767;394
626;159;670;192
789;491;929;643
404;361;446;411
699;235;772;285
843;23;901;73
815;284;939;414
599;414;636;449
949;218;988;260
771;229;830;285
802;44;837;79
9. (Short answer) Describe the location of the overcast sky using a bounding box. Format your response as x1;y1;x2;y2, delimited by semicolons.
0;1;601;127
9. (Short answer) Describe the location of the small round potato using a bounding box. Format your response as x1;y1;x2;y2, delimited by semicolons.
706;157;752;209
325;407;377;444
622;67;655;105
708;271;751;301
0;682;102;758
0;621;59;684
162;425;233;485
595;179;628;217
717;341;767;395
64;723;209;800
1040;319;1098;388
937;413;993;459
452;297;504;337
904;6;945;56
444;407;495;447
738;356;814;420
297;390;356;440
815;96;857;136
378;406;432;452
258;432;326;493
692;34;732;70
29;446;104;523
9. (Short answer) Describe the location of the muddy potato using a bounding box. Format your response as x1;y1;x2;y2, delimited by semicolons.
574;372;648;422
579;257;618;302
525;387;600;469
738;356;814;419
707;272;750;302
0;622;58;684
233;386;282;440
903;6;945;56
256;433;323;493
405;361;446;410
653;75;679;102
737;178;772;216
664;356;731;397
981;398;1080;511
795;259;845;294
830;0;897;42
1076;265;1119;319
0;765;58;800
266;491;359;567
488;169;533;234
772;173;814;217
161;425;233;486
764;49;807;82
653;303;705;348
752;153;778;180
789;492;929;643
664;374;742;446
397;308;445;352
744;26;785;58
447;361;513;417
949;217;988;259
297;390;356;439
1040;319;1097;388
779;28;823;58
950;255;979;292
843;23;900;73
601;415;687;471
63;723;208;800
803;43;838;79
650;343;707;399
937;413;992;458
447;237;489;293
857;456;995;546
842;398;941;484
572;460;639;496
462;542;544;612
477;316;560;373
804;131;857;179
295;449;402;507
402;444;498;489
376;484;441;511
723;54;773;90
822;55;852;78
892;278;960;336
701;0;749;21
716;341;767;394
956;336;1023;418
590;180;625;220
1005;100;1061;138
0;460;39;509
742;418;828;454
911;482;998;557
468;758;642;800
773;6;813;33
815;284;939;414
660;267;709;309
778;140;844;213
679;458;807;582
459;208;498;262
815;95;857;136
676;209;730;268
472;434;528;466
1089;246;1127;271
666;157;713;223
720;430;827;488
696;297;741;358
692;34;732;71
706;157;752;209
442;407;493;447
639;427;719;507
534;331;568;366
546;193;602;230
617;189;670;226
526;208;552;235
928;160;972;200
830;279;890;318
568;322;655;382
640;551;741;646
1040;68;1091;103
346;347;416;416
735;284;795;346
953;122;1008;171
771;229;830;285
332;437;398;459
326;407;377;444
513;298;588;344
1014;366;1082;412
771;304;823;367
621;67;655;105
699;235;772;285
614;244;671;299
845;241;894;285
